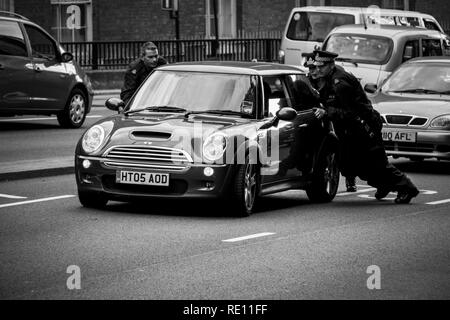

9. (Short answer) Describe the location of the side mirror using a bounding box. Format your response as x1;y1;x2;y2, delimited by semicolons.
61;52;73;63
364;83;378;94
105;98;125;113
276;107;297;121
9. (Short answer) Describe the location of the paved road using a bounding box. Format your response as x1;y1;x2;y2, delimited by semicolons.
0;162;449;300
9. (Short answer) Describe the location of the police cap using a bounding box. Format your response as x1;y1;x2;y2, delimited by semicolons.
301;52;315;68
312;50;338;66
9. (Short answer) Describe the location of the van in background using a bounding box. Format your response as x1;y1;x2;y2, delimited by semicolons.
279;6;445;66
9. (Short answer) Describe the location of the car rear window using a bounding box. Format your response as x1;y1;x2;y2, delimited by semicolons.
286;12;355;42
323;33;393;65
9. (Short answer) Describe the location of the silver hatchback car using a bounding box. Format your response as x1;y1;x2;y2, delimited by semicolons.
367;56;450;161
0;11;93;128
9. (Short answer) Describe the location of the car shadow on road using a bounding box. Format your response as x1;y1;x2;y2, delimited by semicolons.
390;159;450;175
78;192;313;218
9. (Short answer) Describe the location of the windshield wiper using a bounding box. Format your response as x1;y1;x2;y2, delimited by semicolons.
184;109;252;118
390;88;443;94
335;57;358;67
125;106;187;115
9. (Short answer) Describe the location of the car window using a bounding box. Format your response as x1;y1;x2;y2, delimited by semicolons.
422;39;443;57
24;24;57;60
382;62;450;94
403;40;420;62
396;16;420;27
262;76;290;118
324;34;393;64
286;12;355;42
131;70;258;117
424;19;441;31
0;20;27;57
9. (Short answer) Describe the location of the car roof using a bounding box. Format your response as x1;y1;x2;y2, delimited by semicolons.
0;11;29;22
291;6;434;18
328;24;445;38
157;61;306;76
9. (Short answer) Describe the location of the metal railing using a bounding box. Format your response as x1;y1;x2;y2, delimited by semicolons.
62;38;281;70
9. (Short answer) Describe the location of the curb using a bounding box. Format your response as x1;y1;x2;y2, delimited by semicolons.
0;166;74;182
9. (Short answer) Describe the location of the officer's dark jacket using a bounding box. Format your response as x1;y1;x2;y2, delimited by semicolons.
120;56;168;103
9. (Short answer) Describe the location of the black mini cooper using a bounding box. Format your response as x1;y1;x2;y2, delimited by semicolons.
75;61;340;216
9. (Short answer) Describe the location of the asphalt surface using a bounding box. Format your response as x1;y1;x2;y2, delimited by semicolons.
0;169;449;300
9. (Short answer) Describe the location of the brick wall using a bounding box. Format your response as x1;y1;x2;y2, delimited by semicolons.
241;0;295;33
93;0;206;41
14;0;54;37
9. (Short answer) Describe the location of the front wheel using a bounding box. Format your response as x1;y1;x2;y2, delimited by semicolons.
57;88;87;128
78;190;108;209
306;144;340;203
231;158;260;217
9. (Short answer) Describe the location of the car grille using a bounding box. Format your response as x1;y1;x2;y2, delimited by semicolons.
102;145;193;171
383;114;428;126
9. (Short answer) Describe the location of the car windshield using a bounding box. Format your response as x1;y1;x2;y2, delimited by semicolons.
286;12;355;42
382;62;450;95
324;34;393;64
129;70;258;117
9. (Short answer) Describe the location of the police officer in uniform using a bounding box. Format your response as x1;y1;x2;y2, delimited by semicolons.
304;52;358;192
120;42;168;104
311;50;419;204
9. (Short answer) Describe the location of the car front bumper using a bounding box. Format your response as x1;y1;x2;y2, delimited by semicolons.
383;129;450;160
75;155;236;200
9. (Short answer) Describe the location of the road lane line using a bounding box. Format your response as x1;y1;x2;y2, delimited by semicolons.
222;232;276;243
0;195;75;209
337;187;376;197
0;115;102;122
0;193;27;199
426;199;450;205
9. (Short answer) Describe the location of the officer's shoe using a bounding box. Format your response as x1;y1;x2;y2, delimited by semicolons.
394;187;419;204
375;187;391;200
345;177;357;192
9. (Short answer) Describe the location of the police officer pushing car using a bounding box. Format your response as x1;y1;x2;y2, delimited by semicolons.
310;50;419;204
120;42;168;104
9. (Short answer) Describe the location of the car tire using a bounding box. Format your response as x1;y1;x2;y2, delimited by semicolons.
78;190;108;209
57;88;87;128
232;156;260;217
306;142;340;203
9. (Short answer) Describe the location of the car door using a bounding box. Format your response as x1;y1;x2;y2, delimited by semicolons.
23;23;71;110
259;75;302;184
0;19;33;110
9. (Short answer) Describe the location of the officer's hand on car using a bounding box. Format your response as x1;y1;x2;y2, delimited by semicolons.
313;105;327;119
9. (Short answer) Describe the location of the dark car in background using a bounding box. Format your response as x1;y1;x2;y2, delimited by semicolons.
75;61;340;216
0;11;93;128
366;56;450;161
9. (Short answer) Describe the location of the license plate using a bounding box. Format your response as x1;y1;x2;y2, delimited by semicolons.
116;171;169;186
382;129;417;142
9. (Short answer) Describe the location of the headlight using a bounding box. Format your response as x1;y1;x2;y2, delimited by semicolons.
82;125;105;153
278;49;285;64
430;115;450;129
202;133;228;162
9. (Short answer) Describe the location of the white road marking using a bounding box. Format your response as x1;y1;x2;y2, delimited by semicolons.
0;115;102;122
358;194;396;200
222;232;276;243
0;193;27;199
337;187;376;197
0;195;75;209
426;199;450;205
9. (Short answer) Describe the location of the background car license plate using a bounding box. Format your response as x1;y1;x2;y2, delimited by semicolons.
116;171;169;186
382;129;417;142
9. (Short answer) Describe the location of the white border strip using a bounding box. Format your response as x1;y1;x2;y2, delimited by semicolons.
426;199;450;205
0;195;75;209
222;232;275;243
0;193;27;199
